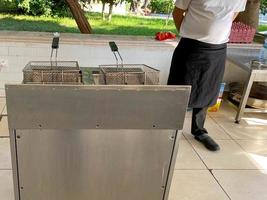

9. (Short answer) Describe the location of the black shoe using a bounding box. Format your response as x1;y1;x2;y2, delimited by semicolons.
194;134;220;151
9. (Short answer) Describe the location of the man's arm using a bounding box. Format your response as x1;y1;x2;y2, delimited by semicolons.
172;7;186;32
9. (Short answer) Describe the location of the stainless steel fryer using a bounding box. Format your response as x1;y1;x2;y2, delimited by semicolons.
6;84;191;200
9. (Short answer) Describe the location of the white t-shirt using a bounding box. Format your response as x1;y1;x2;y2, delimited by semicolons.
175;0;247;44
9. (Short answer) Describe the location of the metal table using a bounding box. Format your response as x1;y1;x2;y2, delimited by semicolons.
227;47;267;123
6;84;190;200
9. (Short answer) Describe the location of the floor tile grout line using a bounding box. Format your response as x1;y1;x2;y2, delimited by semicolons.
182;134;232;200
0;136;10;138
183;116;235;140
230;138;260;156
233;139;267;141
182;132;209;170
182;132;250;200
211;115;267;140
183;136;259;165
180;135;258;170
185;137;234;141
0;104;5;115
209;169;267;171
209;169;232;200
211;116;267;150
173;169;209;171
0;104;6;116
209;117;236;140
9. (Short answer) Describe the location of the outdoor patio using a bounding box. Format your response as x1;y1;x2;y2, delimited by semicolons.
1;96;267;200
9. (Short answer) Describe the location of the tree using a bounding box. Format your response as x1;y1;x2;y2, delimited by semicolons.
129;0;141;13
141;0;150;9
101;0;123;21
235;0;260;29
65;0;93;33
261;0;267;14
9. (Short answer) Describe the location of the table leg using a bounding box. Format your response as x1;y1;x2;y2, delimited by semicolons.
235;72;255;123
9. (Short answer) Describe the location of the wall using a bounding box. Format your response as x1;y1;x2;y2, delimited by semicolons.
0;31;259;96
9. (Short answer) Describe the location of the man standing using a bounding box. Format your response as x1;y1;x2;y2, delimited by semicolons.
168;0;247;151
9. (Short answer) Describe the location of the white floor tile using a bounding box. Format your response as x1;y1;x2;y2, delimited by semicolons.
2;105;6;115
189;139;258;170
213;170;267;200
183;118;231;140
0;102;5;114
0;138;12;170
0;170;14;200
175;140;206;170
235;140;267;169
169;170;229;200
0;117;9;137
185;110;192;118
214;117;267;140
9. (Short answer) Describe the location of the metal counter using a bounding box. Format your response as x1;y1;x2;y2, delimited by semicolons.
6;84;190;200
227;47;267;123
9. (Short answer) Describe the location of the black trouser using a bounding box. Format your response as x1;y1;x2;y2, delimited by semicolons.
191;107;208;137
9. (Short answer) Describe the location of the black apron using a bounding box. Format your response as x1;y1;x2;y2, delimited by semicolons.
168;37;227;108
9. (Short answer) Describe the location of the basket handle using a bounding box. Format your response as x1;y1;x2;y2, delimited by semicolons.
109;41;123;69
109;41;118;52
50;32;60;68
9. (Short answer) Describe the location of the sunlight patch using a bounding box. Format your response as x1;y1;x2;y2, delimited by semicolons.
243;118;267;126
248;153;267;174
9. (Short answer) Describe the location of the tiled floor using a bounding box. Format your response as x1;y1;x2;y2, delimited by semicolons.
0;99;267;200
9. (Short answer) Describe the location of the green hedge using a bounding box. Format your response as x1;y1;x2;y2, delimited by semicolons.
17;0;70;16
0;0;18;12
149;0;174;14
18;0;51;16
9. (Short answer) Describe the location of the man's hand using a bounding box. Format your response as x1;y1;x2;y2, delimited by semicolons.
172;7;186;32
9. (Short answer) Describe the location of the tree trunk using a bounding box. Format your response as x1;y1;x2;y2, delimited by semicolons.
108;2;113;21
141;0;150;9
65;0;93;34
102;2;106;20
130;0;138;13
236;0;260;29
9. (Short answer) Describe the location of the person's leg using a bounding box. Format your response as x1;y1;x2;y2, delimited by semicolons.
191;107;208;136
191;107;220;151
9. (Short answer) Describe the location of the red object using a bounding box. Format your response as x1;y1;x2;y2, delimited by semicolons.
155;31;176;41
229;22;256;43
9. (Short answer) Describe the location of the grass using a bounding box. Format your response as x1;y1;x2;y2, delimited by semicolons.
258;25;267;32
0;12;177;36
1;12;266;36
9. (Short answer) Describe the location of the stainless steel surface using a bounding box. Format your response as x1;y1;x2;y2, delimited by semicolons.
6;84;190;200
16;129;176;200
9;130;20;200
163;130;181;200
227;47;261;72
227;47;267;123
254;72;267;81
235;72;256;122
6;85;190;130
99;64;160;85
23;61;82;84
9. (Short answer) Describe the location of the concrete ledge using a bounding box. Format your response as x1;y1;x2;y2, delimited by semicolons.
0;31;262;49
0;31;178;48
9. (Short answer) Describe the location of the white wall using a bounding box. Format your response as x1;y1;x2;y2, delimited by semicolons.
87;3;127;15
0;31;255;96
